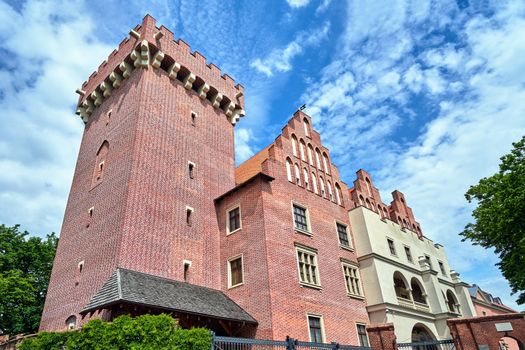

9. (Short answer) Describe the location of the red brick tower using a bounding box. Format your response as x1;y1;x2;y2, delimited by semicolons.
40;15;246;331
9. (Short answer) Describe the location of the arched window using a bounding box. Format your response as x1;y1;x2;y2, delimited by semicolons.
92;140;109;185
307;144;314;165
403;219;408;228
446;290;459;313
291;134;298;157
365;177;372;196
303;168;309;189
377;205;382;217
294;164;301;185
359;195;365;206
365;198;371;209
300;139;306;161
323;152;330;173
286;158;293;182
393;272;410;300
411;278;427;304
315;148;322;169
335;183;343;205
327;181;334;201
311;172;318;194
319;176;326;198
383;207;388;218
66;315;77;330
303;118;310;137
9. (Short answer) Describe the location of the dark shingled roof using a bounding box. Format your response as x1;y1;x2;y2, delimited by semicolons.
81;268;257;324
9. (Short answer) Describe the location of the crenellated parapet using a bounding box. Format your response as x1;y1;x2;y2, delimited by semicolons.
75;15;245;126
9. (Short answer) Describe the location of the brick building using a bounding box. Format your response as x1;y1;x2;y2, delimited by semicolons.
40;15;369;345
40;15;519;348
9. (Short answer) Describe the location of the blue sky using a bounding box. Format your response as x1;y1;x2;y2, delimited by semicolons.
1;0;524;309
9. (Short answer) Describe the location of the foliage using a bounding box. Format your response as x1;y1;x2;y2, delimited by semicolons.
0;224;58;335
461;135;525;304
20;314;212;350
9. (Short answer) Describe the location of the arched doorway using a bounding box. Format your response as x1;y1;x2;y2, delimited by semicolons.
411;324;436;342
500;336;524;350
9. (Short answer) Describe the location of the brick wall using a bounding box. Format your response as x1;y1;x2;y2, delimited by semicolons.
366;324;397;350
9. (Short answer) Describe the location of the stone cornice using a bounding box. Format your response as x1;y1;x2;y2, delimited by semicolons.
358;252;439;277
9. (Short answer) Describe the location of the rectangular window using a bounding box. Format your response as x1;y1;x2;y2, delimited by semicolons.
227;206;241;234
356;324;369;347
337;223;351;248
186;206;194;226
191;111;197;126
342;262;362;296
188;161;195;179
439;261;445;275
387;238;396;256
293;204;309;232
425;255;432;269
308;315;324;343
296;247;320;286
404;246;413;263
228;255;243;288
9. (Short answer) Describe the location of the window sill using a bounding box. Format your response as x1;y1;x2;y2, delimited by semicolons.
348;293;365;301
228;282;244;290
339;244;354;252
300;282;322;290
295;228;313;237
226;228;242;236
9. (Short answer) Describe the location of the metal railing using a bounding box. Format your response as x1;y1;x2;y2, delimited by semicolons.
397;339;455;350
212;335;371;350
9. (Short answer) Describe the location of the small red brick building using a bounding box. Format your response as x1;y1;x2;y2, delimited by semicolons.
40;15;370;345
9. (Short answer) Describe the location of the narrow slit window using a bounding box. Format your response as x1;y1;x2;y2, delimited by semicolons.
186;207;194;226
188;162;195;179
191;111;197;126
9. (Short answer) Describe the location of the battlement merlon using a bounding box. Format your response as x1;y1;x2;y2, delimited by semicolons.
75;14;245;124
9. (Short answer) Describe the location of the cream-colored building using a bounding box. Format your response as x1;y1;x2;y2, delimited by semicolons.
347;170;476;343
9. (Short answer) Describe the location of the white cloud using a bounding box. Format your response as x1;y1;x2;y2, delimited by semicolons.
235;128;255;163
0;0;112;236
250;22;330;77
286;0;310;8
300;0;525;309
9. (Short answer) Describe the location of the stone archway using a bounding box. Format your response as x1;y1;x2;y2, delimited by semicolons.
500;336;524;350
412;323;436;342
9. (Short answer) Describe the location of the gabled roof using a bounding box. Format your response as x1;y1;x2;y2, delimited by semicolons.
81;268;257;324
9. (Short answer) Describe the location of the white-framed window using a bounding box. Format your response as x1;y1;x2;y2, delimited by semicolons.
228;254;244;288
226;205;242;234
404;246;413;263
307;314;325;343
342;261;363;297
296;245;320;287
356;324;370;347
387;238;397;256
336;222;352;249
292;203;310;233
438;261;447;276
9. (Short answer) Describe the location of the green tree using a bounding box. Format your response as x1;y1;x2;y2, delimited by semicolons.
461;135;525;304
0;224;58;335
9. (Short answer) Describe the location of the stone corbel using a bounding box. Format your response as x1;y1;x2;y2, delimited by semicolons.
119;62;133;79
151;51;164;69
130;29;140;39
223;101;235;117
197;83;209;99
100;82;113;98
109;72;123;88
82;99;94;115
183;73;196;90
168;62;181;80
91;91;103;107
154;31;163;40
230;109;245;125
131;40;149;68
76;106;88;122
211;93;223;108
76;88;86;96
